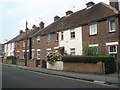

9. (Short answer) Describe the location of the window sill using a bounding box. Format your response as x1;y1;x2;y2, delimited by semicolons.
70;38;75;40
89;34;97;36
109;30;116;33
55;40;58;42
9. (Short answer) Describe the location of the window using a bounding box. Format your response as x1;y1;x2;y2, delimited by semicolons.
32;38;34;45
61;32;64;40
47;34;50;42
27;40;29;47
46;48;51;54
89;44;99;55
17;42;20;48
70;48;75;55
32;50;35;59
109;45;117;54
37;50;40;59
109;20;116;32
70;29;75;39
37;36;40;44
56;33;59;41
108;45;117;59
23;41;25;47
90;24;97;35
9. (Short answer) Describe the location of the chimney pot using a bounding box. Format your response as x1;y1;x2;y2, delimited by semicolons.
32;25;36;29
54;16;60;21
66;10;73;16
86;2;95;8
39;21;44;29
19;30;23;34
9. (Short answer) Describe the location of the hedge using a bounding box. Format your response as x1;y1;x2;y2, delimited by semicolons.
62;56;116;74
6;56;17;60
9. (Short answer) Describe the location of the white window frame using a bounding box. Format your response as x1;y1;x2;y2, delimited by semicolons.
32;49;35;59
47;34;50;42
70;29;75;39
37;49;41;59
109;20;116;32
37;36;41;44
32;37;34;45
46;48;51;54
70;48;76;55
108;45;117;54
89;24;97;35
23;40;25;47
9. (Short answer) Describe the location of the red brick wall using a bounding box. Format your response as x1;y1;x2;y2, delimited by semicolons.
27;60;36;67
63;62;104;73
82;18;119;56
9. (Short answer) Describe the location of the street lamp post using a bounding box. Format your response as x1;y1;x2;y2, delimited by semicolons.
25;21;28;66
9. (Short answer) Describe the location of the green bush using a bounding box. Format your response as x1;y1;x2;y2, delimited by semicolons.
6;56;17;60
62;56;116;74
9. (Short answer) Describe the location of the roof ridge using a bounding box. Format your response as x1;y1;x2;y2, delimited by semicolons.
100;2;119;14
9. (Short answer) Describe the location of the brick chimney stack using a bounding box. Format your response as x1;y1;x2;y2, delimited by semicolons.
54;16;60;21
110;0;119;11
66;10;73;16
39;21;44;29
86;2;95;8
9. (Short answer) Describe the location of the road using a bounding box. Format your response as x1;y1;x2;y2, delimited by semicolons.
2;66;118;88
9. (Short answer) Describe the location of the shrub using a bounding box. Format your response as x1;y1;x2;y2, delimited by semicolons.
62;55;116;74
46;52;63;64
83;47;98;56
6;56;17;60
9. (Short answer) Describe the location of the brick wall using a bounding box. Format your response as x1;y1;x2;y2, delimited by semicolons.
27;60;36;67
63;62;104;73
82;18;119;56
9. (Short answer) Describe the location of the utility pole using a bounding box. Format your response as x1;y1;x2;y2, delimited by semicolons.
25;21;28;66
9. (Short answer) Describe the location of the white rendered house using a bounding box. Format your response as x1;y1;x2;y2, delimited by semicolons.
59;27;83;55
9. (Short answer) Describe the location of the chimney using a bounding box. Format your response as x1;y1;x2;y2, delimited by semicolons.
19;30;23;34
39;21;44;29
110;0;119;10
86;2;95;8
54;16;60;21
32;25;36;29
66;10;73;16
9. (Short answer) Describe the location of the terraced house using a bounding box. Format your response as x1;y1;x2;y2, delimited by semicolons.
4;0;120;67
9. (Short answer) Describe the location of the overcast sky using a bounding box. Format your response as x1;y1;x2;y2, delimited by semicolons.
0;0;119;43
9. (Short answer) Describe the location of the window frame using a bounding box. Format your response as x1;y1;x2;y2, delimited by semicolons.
37;36;41;44
89;24;97;35
70;48;76;55
37;50;40;59
47;34;51;42
70;29;75;39
108;45;117;54
61;32;64;40
109;20;116;32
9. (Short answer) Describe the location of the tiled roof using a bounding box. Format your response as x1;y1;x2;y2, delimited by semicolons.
6;2;119;43
34;2;119;37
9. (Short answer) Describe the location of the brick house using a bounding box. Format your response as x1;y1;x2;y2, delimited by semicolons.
4;0;120;68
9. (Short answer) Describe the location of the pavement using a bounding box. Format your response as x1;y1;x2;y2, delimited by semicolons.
2;63;120;86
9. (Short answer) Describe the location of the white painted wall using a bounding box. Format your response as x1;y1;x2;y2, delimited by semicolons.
59;27;83;55
7;43;15;56
4;44;8;58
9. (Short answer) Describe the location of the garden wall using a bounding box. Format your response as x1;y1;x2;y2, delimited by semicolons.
63;62;104;73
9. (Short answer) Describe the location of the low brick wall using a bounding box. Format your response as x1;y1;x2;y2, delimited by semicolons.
3;59;12;64
63;62;104;73
17;60;25;66
27;60;36;67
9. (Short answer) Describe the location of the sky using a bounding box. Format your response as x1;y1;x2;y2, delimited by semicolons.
0;0;119;43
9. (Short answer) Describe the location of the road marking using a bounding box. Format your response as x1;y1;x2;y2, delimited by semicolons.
3;65;118;88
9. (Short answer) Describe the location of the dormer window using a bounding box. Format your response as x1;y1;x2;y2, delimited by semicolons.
109;20;116;32
89;24;97;35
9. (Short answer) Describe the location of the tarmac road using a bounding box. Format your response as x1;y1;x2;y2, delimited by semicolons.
2;66;118;88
